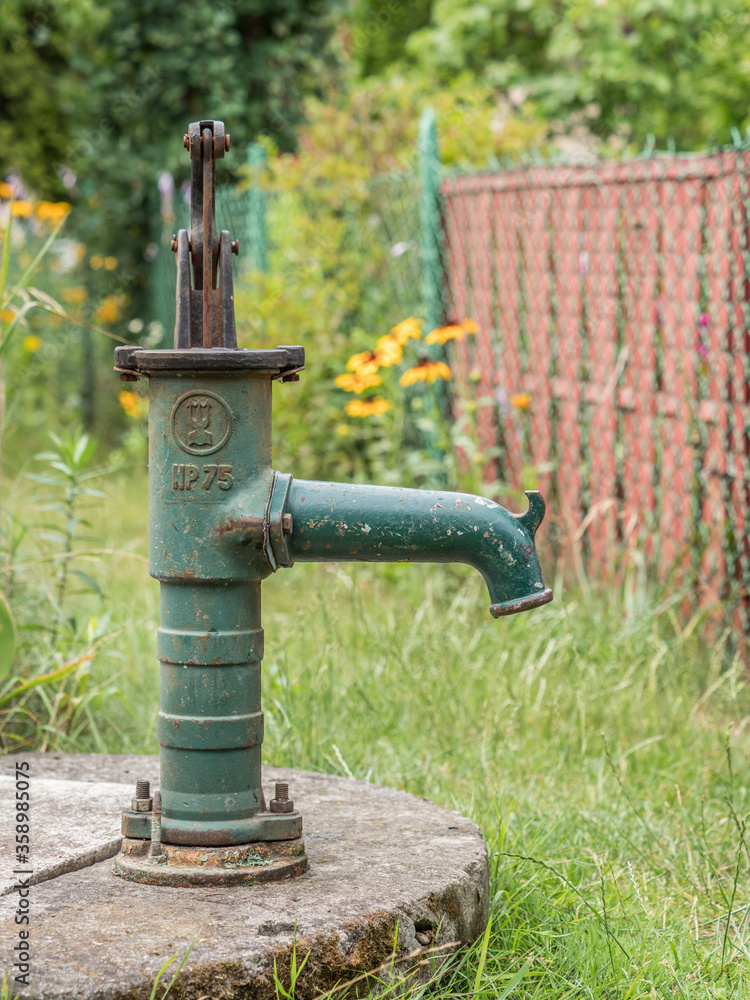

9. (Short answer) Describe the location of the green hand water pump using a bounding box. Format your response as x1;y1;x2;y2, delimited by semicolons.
112;120;553;887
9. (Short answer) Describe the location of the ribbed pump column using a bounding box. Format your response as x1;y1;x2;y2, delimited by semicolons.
158;580;265;844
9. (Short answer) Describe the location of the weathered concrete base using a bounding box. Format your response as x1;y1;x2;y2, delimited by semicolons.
1;754;488;1000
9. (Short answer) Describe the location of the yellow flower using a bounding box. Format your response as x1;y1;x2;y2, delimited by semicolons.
346;396;391;417
510;393;531;410
90;255;104;270
119;390;145;418
1;308;16;323
94;295;120;324
35;201;71;223
62;286;88;305
399;360;452;387
346;350;381;376
335;372;382;393
0;182;12;199
374;335;403;367
11;201;33;218
425;319;478;345
23;334;42;352
389;317;422;345
104;256;118;270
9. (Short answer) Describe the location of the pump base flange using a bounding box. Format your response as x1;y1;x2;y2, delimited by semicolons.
113;836;307;887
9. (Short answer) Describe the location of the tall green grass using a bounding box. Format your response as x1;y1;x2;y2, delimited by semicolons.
13;472;750;995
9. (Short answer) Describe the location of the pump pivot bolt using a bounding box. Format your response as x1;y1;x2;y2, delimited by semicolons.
231;239;239;255
225;134;231;152
282;513;293;535
270;782;294;814
132;779;153;812
183;134;190;151
171;235;178;252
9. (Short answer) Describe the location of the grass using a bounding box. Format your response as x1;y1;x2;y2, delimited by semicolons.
5;468;750;997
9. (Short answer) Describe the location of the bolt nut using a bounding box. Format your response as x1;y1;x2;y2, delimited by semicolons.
282;513;293;535
183;134;190;151
231;239;239;255
269;782;294;814
225;134;231;152
132;778;152;812
170;235;178;252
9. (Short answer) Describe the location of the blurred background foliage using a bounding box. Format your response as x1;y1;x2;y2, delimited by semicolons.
3;0;750;471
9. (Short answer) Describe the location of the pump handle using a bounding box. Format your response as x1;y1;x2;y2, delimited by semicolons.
173;120;237;350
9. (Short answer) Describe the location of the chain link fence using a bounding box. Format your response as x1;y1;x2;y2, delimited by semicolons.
444;150;750;633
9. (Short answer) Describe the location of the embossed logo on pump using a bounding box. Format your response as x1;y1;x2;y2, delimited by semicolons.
171;390;232;456
188;399;213;447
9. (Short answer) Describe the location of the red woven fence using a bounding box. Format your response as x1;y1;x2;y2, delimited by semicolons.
443;151;750;629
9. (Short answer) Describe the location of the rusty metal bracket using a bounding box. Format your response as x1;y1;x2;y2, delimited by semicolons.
174;119;237;350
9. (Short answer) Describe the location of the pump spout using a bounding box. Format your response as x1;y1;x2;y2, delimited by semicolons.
275;478;553;617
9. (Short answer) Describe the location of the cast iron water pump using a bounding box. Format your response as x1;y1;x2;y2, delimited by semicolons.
112;120;553;886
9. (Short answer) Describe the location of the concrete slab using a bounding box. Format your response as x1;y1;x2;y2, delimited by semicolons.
0;777;130;894
0;754;488;999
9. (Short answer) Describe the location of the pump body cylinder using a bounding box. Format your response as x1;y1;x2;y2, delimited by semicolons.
145;360;300;845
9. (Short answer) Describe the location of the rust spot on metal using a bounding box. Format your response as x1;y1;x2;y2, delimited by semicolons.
490;587;553;618
210;515;264;538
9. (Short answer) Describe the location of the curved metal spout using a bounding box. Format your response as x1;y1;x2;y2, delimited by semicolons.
279;479;553;618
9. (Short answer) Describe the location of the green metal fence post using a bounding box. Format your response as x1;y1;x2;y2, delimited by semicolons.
418;107;446;338
247;142;268;274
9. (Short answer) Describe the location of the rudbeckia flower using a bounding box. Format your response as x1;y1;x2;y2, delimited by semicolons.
425;318;478;345
119;390;146;418
335;372;382;393
346;396;391;417
389;317;422;344
374;335;403;367
346;350;381;376
399;360;452;386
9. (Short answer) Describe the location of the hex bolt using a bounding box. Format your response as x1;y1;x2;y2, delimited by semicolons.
225;134;231;152
148;791;167;864
132;779;153;813
231;239;240;255
270;781;294;814
282;513;293;535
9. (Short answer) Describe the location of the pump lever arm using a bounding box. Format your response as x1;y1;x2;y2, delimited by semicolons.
173;119;237;350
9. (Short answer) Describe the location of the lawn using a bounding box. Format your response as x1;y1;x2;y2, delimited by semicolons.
4;467;750;998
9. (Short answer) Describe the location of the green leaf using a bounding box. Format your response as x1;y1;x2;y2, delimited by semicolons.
70;570;103;596
0;592;16;679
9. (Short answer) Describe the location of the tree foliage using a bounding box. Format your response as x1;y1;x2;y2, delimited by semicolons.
1;0;339;309
353;0;750;148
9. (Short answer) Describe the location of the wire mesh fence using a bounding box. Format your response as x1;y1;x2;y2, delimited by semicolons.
444;151;750;632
